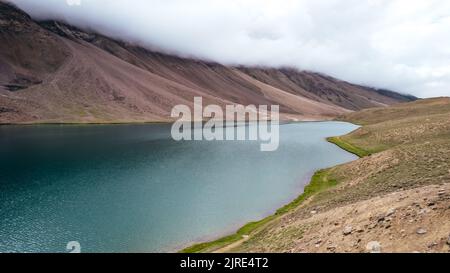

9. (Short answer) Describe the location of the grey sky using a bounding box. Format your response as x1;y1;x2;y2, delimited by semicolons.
9;0;450;98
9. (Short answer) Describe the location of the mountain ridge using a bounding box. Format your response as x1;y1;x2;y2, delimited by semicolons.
0;2;416;124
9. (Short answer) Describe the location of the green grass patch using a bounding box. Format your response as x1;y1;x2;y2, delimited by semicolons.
275;169;337;215
327;136;371;158
180;216;277;253
181;169;338;253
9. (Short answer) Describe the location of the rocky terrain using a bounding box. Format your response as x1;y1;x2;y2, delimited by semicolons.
185;98;450;253
236;183;450;253
0;2;415;124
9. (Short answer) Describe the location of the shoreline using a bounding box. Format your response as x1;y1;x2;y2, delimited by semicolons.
0;121;172;127
173;171;317;253
0;116;337;127
326;136;370;157
180;130;362;253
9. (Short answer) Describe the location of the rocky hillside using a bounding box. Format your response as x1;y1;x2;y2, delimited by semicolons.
0;2;415;124
185;98;450;253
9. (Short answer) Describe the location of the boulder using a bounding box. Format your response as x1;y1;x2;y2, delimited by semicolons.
386;208;396;217
366;241;381;253
343;226;353;236
416;228;427;235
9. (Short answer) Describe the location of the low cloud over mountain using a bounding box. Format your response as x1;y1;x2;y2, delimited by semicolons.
0;1;415;123
8;0;450;98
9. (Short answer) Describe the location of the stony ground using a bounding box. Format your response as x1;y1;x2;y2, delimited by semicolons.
220;98;450;253
235;183;450;253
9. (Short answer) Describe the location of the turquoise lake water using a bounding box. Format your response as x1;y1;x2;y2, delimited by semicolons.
0;122;358;253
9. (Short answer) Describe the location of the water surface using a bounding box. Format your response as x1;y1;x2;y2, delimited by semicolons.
0;122;358;252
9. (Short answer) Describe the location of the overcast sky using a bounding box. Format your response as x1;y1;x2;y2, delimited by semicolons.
9;0;450;98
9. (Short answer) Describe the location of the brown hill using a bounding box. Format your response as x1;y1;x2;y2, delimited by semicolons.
0;2;416;124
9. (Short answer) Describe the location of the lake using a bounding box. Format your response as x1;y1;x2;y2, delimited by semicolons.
0;122;358;253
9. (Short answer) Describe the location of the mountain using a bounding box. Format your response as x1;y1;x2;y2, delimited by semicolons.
0;2;416;124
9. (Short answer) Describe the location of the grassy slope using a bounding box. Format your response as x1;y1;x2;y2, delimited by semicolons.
232;97;450;252
185;97;450;253
326;136;371;157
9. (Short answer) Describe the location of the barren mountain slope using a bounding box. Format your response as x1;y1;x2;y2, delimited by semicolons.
0;2;415;124
244;68;417;109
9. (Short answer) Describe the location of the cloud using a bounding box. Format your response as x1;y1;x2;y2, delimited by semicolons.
9;0;450;98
